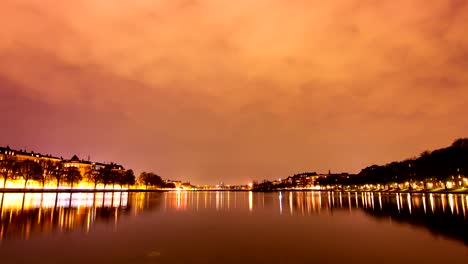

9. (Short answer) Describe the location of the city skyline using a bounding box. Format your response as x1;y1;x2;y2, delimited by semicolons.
1;0;468;184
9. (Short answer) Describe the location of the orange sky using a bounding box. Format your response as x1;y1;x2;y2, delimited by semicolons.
1;0;468;184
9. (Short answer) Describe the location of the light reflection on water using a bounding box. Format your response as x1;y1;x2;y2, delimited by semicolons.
0;192;129;240
0;191;468;264
0;191;468;244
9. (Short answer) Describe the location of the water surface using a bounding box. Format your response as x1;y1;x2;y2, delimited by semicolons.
0;191;467;264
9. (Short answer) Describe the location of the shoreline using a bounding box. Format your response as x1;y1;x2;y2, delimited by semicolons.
0;188;467;194
251;188;468;194
0;188;167;193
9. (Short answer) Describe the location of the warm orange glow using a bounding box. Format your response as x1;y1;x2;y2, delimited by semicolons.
1;179;130;190
0;192;128;211
1;1;468;184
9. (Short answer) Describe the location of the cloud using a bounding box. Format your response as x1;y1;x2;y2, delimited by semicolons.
1;0;468;183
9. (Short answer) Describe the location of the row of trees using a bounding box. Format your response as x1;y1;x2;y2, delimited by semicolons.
85;165;136;189
0;155;136;189
317;138;468;189
252;138;468;191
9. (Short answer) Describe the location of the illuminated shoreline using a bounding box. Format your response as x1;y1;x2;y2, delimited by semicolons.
251;188;468;194
2;188;467;194
0;188;168;193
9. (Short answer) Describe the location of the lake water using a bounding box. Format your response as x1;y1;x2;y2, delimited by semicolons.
0;191;467;264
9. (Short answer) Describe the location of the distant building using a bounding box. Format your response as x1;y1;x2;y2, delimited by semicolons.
1;146;124;177
0;146;61;163
62;154;125;177
316;173;351;188
285;172;319;187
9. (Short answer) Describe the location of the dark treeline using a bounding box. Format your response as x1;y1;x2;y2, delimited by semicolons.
254;138;468;191
319;138;468;190
138;172;176;189
85;164;136;189
0;192;164;240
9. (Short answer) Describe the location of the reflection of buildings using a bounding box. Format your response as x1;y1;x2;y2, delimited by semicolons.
361;193;468;246
273;191;468;217
161;191;252;211
159;191;468;246
0;192;166;241
0;192;131;240
2;191;467;246
148;191;468;221
274;191;468;246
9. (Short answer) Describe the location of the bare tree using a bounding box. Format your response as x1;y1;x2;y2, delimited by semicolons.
99;166;112;189
0;154;18;188
15;160;42;189
38;159;57;188
64;167;83;188
51;162;66;188
122;169;136;188
85;165;101;189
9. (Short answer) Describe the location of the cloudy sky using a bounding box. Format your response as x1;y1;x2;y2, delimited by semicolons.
1;0;468;184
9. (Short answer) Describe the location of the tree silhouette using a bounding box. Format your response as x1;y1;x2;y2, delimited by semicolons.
0;154;18;188
110;170;122;189
51;162;66;188
64;167;82;188
139;172;151;189
15;160;42;188
139;172;163;189
164;182;176;189
38;159;57;188
85;165;101;189
99;166;113;189
122;169;136;188
452;138;468;149
324;138;468;190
